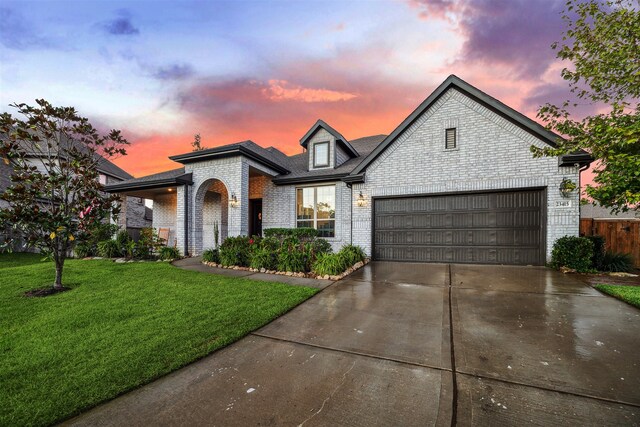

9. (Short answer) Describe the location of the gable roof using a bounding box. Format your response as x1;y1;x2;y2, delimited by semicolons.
168;140;290;174
272;134;386;185
299;119;359;158
350;74;590;176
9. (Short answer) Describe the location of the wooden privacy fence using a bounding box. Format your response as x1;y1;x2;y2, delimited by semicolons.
580;219;640;267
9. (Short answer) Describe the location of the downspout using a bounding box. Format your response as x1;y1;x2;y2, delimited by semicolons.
184;183;190;256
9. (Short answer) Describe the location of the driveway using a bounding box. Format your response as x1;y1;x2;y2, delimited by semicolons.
67;263;640;426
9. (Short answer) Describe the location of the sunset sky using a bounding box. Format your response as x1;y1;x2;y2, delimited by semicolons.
1;0;597;181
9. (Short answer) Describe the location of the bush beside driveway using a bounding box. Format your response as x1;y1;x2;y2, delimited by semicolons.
0;253;317;426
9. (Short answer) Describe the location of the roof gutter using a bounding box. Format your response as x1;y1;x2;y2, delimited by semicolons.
104;173;193;193
169;146;290;174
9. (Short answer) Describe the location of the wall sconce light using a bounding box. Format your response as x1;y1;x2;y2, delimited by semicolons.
230;193;239;208
559;178;577;198
356;191;366;207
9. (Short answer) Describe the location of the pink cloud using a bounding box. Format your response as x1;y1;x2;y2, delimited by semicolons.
262;80;358;103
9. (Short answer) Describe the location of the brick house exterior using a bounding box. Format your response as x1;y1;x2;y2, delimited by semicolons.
106;76;591;265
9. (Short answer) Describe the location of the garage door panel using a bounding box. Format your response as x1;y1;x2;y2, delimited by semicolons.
374;229;541;246
373;190;545;265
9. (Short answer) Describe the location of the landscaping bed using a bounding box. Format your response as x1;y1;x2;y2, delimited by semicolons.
0;252;317;426
201;228;368;280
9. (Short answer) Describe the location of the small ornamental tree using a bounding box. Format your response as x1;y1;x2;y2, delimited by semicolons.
0;100;129;289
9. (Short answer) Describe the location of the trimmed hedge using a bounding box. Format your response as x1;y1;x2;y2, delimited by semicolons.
264;227;318;241
550;236;594;272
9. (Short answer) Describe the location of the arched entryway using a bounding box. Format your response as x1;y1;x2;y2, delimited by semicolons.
193;178;229;255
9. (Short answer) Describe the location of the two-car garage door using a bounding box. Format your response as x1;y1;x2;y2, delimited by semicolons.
373;189;546;265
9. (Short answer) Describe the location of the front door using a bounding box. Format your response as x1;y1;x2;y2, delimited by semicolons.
249;199;263;236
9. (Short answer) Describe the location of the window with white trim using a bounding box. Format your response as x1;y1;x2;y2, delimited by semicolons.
313;142;330;168
296;185;335;237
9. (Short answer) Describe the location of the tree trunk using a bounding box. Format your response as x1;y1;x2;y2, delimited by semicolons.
54;259;64;289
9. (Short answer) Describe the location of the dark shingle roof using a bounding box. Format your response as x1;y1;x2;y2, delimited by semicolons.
272;134;386;184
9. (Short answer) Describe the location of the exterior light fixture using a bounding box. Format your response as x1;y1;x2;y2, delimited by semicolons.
356;191;366;207
167;188;173;192
230;193;239;208
559;178;577;198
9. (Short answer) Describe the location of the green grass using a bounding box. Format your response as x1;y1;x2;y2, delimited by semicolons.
0;253;318;426
595;284;640;309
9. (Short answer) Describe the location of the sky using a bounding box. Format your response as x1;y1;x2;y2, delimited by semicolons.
0;0;597;182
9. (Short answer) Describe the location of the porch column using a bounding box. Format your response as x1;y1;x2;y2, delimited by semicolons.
227;161;250;237
176;185;190;256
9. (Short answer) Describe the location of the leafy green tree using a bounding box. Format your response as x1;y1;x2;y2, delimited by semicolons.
0;100;129;289
532;0;639;212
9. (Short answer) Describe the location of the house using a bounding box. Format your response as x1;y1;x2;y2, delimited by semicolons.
0;148;150;249
105;75;592;265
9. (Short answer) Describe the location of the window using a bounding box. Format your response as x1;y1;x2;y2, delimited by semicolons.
445;128;457;149
296;185;335;237
98;174;107;185
313;142;330;168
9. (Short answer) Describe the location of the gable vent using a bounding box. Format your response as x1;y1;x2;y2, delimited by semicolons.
445;128;457;149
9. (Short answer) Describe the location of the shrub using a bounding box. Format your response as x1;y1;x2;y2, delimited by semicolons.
158;246;181;260
97;240;119;258
312;253;348;276
586;235;606;270
311;239;332;256
202;248;220;263
551;236;594;272
136;227;164;259
339;244;366;267
219;236;252;267
115;230;132;256
74;242;93;258
250;247;278;270
600;251;634;272
277;248;307;273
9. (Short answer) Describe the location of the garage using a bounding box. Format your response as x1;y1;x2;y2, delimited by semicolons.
373;189;546;265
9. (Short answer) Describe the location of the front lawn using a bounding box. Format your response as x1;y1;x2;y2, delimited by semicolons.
0;253;318;426
595;284;640;309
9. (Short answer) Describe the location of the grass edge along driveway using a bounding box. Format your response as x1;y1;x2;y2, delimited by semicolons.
0;253;318;426
594;283;640;309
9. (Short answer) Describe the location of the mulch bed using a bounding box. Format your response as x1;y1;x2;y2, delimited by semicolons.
24;286;72;297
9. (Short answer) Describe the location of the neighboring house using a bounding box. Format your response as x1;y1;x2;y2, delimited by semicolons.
105;75;592;265
581;203;640;219
0;149;150;249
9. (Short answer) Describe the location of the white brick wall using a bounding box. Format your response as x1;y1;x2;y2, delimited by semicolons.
351;88;580;261
152;193;177;246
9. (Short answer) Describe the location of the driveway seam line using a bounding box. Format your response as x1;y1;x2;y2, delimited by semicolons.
251;332;454;373
448;264;458;427
454;370;640;408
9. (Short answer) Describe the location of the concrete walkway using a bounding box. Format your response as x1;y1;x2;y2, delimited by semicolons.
172;256;334;289
66;262;640;426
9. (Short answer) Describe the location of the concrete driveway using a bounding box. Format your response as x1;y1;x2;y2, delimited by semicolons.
67;262;640;426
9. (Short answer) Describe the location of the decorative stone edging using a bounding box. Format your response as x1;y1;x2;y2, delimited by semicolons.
202;258;370;281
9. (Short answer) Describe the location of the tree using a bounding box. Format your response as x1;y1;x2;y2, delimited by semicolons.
191;133;206;151
0;100;129;289
532;0;640;212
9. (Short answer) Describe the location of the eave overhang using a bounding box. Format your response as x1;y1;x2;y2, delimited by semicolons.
104;173;193;193
169;145;290;174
